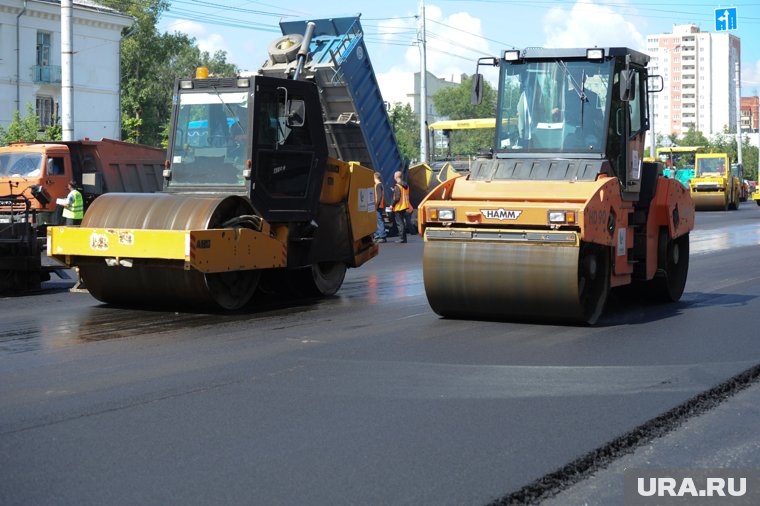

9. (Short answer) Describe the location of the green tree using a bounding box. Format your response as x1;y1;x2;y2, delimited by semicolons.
99;0;237;147
0;103;42;146
431;75;497;158
388;102;419;163
679;127;710;148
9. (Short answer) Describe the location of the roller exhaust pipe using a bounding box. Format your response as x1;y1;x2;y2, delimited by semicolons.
292;21;316;81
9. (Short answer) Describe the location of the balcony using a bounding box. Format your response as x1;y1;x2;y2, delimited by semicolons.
31;65;61;84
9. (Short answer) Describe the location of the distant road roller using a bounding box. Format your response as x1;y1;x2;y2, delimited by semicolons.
48;23;383;310
418;47;695;324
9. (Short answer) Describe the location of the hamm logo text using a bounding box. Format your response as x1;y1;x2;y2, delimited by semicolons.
481;208;523;221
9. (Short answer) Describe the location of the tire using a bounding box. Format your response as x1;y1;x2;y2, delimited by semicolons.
268;34;303;64
651;229;689;302
287;262;347;298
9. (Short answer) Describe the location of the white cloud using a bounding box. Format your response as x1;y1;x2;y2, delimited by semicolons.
377;70;414;107
374;5;489;106
542;0;646;52
166;19;232;58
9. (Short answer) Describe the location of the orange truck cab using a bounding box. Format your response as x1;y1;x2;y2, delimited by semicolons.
0;138;165;293
0;138;165;226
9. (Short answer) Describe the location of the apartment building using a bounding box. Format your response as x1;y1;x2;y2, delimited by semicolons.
0;0;132;139
646;24;741;139
741;96;759;133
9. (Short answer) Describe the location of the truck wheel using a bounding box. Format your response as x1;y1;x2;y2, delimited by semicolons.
268;34;303;64
652;230;689;302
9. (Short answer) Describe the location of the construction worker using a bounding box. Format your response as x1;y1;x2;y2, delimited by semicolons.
391;170;413;243
56;180;84;226
373;172;387;243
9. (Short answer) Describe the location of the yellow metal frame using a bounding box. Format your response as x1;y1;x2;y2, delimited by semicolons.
48;226;287;273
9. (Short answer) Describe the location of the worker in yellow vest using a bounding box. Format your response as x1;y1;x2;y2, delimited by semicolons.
391;170;413;243
56;180;84;226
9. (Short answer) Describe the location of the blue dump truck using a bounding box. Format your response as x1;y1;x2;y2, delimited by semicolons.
261;17;405;191
48;16;404;310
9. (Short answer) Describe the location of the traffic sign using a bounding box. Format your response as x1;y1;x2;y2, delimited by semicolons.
715;8;737;31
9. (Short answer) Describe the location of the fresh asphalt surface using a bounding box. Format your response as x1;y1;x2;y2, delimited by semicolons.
2;204;760;505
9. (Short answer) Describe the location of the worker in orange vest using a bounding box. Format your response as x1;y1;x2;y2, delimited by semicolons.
391;170;413;243
373;172;387;243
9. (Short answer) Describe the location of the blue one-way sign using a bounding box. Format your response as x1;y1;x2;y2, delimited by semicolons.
715;8;737;31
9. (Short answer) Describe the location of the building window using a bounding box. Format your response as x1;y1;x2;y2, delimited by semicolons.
37;31;51;66
36;96;55;129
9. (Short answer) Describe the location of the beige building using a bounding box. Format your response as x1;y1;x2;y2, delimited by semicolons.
646;24;741;139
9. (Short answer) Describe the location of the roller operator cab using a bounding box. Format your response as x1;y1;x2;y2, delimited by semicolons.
48;68;379;310
418;47;695;324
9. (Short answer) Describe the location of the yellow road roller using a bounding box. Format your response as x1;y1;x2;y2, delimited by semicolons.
689;153;739;211
48;22;383;310
418;47;695;324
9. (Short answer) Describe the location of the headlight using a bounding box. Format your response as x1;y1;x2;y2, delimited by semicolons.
430;208;455;221
503;50;520;61
586;48;604;60
548;210;577;225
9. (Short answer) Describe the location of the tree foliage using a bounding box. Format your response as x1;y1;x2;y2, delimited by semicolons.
431;75;497;159
99;0;238;147
0;103;61;146
388;102;419;163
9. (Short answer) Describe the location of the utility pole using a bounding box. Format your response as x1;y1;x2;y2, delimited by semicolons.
61;0;74;141
418;0;428;164
649;90;656;158
735;62;742;165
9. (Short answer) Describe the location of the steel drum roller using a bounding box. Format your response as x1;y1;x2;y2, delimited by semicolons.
691;194;727;211
423;239;609;324
78;193;260;310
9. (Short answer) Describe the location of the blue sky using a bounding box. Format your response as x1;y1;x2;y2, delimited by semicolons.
158;0;760;105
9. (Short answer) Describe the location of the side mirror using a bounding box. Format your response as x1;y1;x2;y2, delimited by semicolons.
620;70;636;101
286;99;305;128
471;74;484;106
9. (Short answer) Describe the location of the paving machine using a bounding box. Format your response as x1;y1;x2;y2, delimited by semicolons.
47;17;391;310
418;47;695;324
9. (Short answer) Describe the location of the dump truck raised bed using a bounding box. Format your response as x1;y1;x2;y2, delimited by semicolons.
48;17;393;310
418;47;695;324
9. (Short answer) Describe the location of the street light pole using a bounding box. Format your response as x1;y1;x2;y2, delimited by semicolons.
61;0;74;141
735;62;742;165
418;0;428;164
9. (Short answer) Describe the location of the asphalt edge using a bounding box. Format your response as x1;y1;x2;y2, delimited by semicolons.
486;362;760;505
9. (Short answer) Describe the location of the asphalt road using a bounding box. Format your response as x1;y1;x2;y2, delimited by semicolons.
2;204;760;505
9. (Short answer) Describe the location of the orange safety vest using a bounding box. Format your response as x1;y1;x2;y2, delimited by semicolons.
374;182;385;209
393;183;412;213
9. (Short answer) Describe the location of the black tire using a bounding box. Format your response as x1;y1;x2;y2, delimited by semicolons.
287;262;347;297
268;34;303;64
577;243;610;325
651;229;689;302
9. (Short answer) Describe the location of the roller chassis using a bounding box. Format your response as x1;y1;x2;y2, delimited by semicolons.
418;46;695;324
